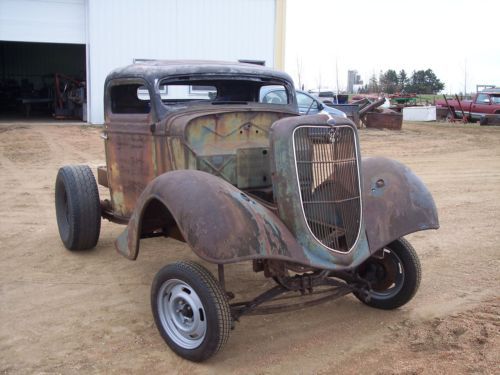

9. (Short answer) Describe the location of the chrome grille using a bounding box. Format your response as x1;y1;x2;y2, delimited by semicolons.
293;125;361;252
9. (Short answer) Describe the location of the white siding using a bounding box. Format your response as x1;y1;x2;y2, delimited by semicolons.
0;0;85;44
87;0;276;124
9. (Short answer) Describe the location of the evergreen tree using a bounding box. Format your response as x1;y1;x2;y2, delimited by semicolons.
406;69;444;94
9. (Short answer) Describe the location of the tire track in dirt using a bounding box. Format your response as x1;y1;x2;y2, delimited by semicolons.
330;298;500;375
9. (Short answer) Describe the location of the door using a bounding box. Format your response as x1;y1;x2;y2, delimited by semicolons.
103;79;157;218
471;93;492;120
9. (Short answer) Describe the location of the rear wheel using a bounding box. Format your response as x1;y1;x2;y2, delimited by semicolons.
354;238;421;309
151;261;231;362
55;165;101;250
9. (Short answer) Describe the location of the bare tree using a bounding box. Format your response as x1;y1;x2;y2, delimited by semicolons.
316;71;322;93
368;73;379;93
296;56;303;90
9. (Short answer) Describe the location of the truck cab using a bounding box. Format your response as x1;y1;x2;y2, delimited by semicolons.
99;60;299;220
472;90;500;117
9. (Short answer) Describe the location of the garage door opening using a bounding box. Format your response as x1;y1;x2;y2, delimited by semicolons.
0;41;86;122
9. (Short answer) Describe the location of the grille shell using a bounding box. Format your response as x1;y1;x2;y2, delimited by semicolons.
293;125;362;253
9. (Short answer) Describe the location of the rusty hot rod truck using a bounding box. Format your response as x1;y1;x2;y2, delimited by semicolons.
55;60;439;362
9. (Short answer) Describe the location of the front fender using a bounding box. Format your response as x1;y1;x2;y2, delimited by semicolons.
115;170;312;265
362;157;439;252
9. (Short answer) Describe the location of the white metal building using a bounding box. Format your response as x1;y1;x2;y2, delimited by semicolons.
0;0;286;124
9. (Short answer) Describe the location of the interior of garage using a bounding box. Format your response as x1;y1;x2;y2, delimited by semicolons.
0;41;86;121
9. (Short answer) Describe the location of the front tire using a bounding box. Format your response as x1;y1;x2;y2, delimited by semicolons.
55;165;101;250
354;238;421;309
151;261;231;362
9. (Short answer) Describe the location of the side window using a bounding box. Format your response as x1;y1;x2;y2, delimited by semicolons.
137;85;150;100
260;85;288;104
297;92;321;115
476;93;490;103
110;84;151;114
297;92;314;108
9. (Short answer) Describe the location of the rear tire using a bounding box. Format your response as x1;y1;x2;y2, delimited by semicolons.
55;165;101;250
151;261;231;362
354;238;421;309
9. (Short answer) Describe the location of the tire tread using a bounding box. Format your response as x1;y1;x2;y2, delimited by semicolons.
173;261;231;357
151;261;231;362
356;237;421;310
55;165;101;250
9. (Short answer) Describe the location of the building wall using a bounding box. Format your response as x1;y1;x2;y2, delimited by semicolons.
87;0;277;124
1;0;282;124
0;0;85;44
273;0;286;71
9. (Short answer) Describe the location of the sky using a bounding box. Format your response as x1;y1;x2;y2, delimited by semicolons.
285;0;500;94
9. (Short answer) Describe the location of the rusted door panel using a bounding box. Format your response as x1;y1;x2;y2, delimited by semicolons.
361;157;439;252
105;115;157;218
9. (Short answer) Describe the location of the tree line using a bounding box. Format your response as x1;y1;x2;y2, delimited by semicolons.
359;69;444;94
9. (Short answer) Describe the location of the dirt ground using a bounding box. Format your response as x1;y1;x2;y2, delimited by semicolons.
0;121;499;374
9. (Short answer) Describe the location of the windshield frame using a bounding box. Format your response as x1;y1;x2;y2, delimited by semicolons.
155;74;297;114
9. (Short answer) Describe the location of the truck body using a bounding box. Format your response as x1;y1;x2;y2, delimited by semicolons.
436;88;500;121
54;60;439;362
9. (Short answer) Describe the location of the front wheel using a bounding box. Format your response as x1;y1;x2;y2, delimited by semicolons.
354;238;421;309
151;261;231;362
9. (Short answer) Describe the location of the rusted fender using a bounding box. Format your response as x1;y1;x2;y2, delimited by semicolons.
115;170;315;266
362;157;439;252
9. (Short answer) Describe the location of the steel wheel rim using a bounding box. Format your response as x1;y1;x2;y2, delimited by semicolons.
157;279;207;349
367;249;405;300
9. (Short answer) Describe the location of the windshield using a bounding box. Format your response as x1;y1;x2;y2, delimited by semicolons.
157;78;291;107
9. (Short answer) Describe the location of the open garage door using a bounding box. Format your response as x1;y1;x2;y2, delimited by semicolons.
0;0;86;121
0;41;86;121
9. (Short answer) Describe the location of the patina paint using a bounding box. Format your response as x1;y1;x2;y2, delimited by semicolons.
115;170;316;266
361;157;439;252
104;118;157;217
101;61;439;272
270;115;371;268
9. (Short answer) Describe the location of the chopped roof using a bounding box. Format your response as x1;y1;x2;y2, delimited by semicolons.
105;60;293;85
